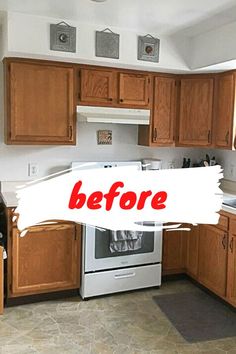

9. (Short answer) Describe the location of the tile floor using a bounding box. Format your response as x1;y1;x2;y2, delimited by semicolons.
0;280;236;354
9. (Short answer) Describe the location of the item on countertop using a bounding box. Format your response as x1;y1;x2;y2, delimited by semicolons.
182;158;191;168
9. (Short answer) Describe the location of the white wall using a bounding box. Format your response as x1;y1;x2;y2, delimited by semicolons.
189;21;236;70
1;11;236;182
3;11;189;73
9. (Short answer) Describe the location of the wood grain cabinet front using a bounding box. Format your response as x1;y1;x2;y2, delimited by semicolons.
152;76;176;145
8;223;81;297
214;72;236;149
198;225;228;298
162;229;187;275
118;73;150;108
79;68;117;105
178;77;214;147
5;59;76;145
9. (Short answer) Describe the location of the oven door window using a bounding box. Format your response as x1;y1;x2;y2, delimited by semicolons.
95;228;154;259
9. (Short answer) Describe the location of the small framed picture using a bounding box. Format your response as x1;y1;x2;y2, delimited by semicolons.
95;28;119;59
97;130;112;145
138;34;160;62
50;21;76;53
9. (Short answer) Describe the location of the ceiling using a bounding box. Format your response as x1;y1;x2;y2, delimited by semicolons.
0;0;236;36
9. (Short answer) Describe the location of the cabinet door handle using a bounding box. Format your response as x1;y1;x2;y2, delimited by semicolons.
108;98;113;102
153;128;157;141
222;234;227;249
230;237;234;253
69;126;73;140
225;131;229;144
208;130;211;143
120;98;124;103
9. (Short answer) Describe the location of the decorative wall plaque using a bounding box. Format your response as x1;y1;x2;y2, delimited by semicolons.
97;130;112;145
138;34;160;62
50;21;76;52
95;28;119;59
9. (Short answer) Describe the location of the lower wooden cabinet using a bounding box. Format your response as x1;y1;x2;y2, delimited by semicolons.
198;225;228;298
162;229;187;275
186;225;199;279
8;223;81;297
227;234;236;306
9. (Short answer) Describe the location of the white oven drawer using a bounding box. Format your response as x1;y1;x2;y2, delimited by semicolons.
81;264;161;299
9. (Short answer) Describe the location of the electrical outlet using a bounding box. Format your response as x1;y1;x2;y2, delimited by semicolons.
28;163;39;177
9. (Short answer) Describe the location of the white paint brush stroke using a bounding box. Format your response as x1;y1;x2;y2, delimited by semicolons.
15;166;223;233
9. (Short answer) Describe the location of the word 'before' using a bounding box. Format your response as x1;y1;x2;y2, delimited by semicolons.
68;180;167;211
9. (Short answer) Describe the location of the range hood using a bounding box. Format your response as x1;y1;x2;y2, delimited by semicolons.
77;106;150;125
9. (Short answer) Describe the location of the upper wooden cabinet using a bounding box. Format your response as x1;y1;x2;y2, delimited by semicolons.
8;223;81;297
214;72;236;149
79;68;116;105
4;59;76;145
152;76;176;145
79;67;150;108
118;73;150;107
178;77;214;146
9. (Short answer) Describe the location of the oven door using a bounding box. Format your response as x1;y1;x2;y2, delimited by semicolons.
84;225;162;272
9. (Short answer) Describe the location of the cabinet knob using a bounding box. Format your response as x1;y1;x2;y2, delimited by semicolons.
108;98;113;102
120;99;124;103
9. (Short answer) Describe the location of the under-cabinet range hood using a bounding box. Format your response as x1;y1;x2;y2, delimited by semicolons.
77;106;150;125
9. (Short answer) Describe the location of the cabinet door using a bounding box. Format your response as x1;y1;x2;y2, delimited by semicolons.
119;73;150;107
152;77;176;145
198;225;227;297
80;68;116;105
215;73;235;149
178;78;214;146
10;224;81;297
162;230;187;275
186;225;199;279
227;234;236;306
6;61;75;144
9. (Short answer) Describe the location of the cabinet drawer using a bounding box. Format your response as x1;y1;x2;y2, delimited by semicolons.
82;264;161;298
229;218;236;235
218;214;229;231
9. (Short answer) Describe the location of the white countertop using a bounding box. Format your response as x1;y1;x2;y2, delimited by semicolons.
0;181;29;208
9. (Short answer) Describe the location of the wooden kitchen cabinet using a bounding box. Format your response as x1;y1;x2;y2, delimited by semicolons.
79;68;117;105
227;233;236;306
8;223;81;297
118;72;150;107
178;77;214;146
162;229;187;275
214;72;236;149
151;76;176;145
186;225;199;279
4;59;75;145
198;225;227;298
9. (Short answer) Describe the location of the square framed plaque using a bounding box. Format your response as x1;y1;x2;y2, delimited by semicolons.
50;21;76;53
96;28;119;59
138;34;160;62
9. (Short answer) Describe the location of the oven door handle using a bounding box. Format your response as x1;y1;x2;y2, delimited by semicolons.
114;272;136;279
